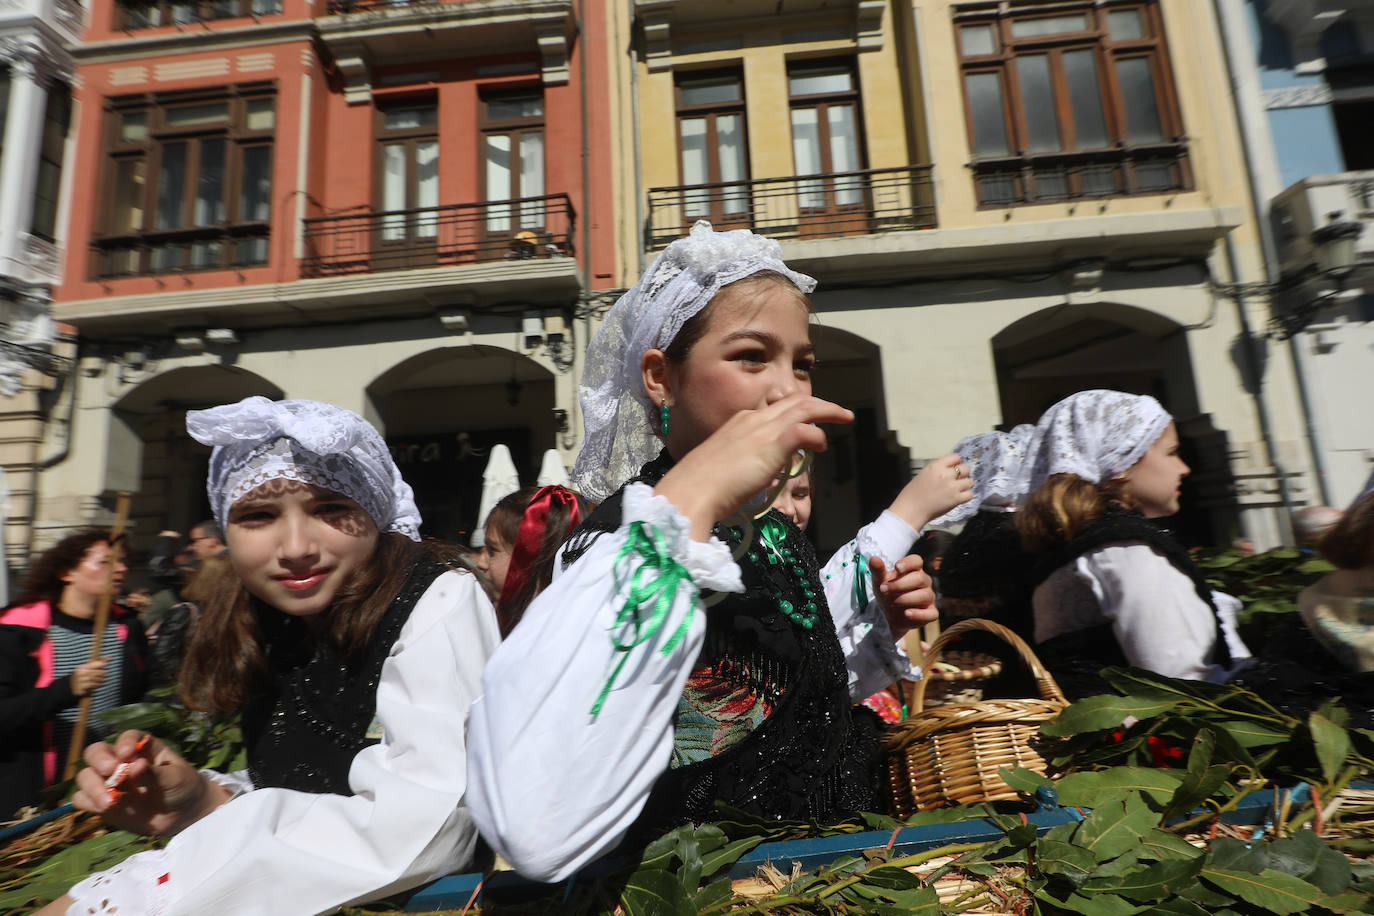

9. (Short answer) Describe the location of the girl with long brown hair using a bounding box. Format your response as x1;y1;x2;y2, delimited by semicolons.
38;397;499;916
1017;389;1251;697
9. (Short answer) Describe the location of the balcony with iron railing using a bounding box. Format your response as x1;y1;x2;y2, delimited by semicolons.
114;0;282;30
301;193;574;278
969;143;1192;208
645;165;936;251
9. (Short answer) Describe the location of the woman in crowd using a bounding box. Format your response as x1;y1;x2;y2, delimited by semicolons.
1299;473;1374;672
1016;389;1251;697
1;530;149;819
37;396;499;916
477;484;584;636
466;221;965;882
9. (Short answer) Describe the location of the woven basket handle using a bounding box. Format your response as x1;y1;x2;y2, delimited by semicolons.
912;617;1067;714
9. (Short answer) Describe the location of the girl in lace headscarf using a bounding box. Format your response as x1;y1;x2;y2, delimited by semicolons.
39;397;500;916
465;221;967;882
1015;390;1251;698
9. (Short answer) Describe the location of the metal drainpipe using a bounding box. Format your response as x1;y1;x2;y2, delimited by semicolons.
629;0;644;268
1212;0;1331;506
1222;232;1298;544
26;339;81;561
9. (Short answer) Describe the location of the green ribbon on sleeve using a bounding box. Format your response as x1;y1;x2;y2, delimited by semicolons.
589;520;697;717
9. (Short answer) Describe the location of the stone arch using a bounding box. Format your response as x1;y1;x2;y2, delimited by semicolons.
809;324;907;552
111;366;283;559
366;345;557;542
991;302;1234;545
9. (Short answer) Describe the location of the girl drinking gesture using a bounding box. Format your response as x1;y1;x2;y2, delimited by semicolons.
39;397;499;916
467;222;958;881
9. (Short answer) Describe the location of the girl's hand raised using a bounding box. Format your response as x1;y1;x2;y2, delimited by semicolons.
655;394;853;541
72;730;232;836
888;453;974;533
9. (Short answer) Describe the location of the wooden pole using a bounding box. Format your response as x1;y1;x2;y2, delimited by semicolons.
62;492;132;781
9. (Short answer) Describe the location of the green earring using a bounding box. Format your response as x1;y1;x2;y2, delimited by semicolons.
660;399;670;436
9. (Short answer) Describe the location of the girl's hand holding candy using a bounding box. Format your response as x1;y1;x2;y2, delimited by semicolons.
72;730;230;835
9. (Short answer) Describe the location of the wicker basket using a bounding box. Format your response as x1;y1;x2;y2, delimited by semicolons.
914;649;1003;708
882;618;1068;817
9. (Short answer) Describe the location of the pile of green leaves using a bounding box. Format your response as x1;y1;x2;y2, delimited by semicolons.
1192;547;1333;644
0;691;244;914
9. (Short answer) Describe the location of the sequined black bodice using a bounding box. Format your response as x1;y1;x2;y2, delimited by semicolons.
563;452;879;840
242;560;446;794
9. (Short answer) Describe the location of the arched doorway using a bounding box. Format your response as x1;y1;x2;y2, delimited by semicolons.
809;325;907;553
992;304;1236;546
112;366;283;556
368;345;556;542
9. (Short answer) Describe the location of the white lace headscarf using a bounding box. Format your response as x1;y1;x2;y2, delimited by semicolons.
187;396;422;541
1026;389;1172;490
572;220;816;503
927;424;1038;529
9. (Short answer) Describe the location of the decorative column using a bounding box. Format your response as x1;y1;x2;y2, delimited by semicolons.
0;43;51;276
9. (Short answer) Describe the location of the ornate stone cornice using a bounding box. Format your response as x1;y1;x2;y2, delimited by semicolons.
0;34;75;86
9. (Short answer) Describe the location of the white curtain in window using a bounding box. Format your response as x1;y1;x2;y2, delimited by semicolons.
486;134;512;230
791;107;823;209
828;104;861;205
415;140;438;238
519;131;544;228
717;113;746;215
382;143;406;241
679;117;708;217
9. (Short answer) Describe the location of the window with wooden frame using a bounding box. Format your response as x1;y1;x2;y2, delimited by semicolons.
376;98;439;245
676;69;750;226
956;1;1189;206
117;0;282;30
97;85;274;277
481;90;545;234
32;83;72;240
788;58;867;227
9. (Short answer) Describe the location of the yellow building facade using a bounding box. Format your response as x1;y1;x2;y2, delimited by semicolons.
622;0;1315;549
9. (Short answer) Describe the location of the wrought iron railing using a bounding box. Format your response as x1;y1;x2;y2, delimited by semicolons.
324;0;431;12
970;143;1191;207
645;165;936;250
92;223;271;278
300;193;574;277
116;0;281;30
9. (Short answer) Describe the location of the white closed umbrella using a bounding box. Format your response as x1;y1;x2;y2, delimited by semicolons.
536;449;571;488
472;444;521;547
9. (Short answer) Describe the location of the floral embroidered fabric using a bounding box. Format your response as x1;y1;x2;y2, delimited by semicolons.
572;221;816;503
187;397;422;540
1025;389;1171;488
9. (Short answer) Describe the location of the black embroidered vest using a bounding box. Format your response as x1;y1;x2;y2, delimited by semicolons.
562;452;879;842
1028;505;1230;698
242;560;447;794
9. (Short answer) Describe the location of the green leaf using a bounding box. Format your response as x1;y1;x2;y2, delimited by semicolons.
1036;888;1150;915
1081;858;1206;902
1042;694;1184;736
1219;718;1292;749
619;866;695;916
862;865;926;890
1139;829;1206;862
693;878;734;910
1312;890;1374;914
698;835;764;879
1208;836;1271;874
1076;791;1161;862
1138;898;1211;916
1037;839;1098;883
1053;767;1186;808
1201;866;1324;915
998;765;1052;795
1309;712;1351;783
1267;830;1353;895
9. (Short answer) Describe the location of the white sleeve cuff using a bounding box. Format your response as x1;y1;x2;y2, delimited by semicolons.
856;511;920;566
622;483;744;594
201;768;254;802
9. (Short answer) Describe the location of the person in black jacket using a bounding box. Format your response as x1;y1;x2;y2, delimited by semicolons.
0;529;149;818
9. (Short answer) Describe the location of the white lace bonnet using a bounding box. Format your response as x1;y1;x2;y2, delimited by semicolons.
186;396;422;541
572;220;817;503
1026;389;1172;489
927;424;1038;529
